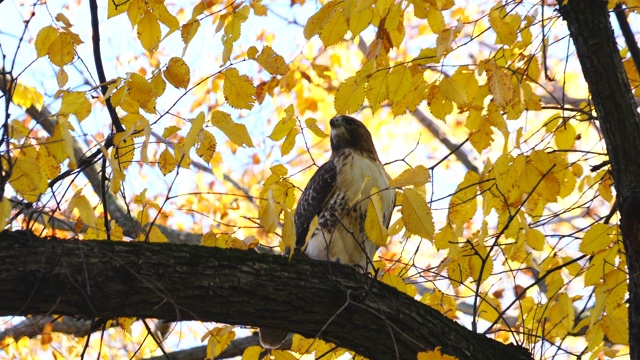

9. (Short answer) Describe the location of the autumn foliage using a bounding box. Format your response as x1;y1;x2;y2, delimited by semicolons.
0;0;637;359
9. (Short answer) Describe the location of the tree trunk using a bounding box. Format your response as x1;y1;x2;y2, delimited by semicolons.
0;231;531;360
559;1;640;359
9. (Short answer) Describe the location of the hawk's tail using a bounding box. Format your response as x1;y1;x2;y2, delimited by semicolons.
258;327;289;349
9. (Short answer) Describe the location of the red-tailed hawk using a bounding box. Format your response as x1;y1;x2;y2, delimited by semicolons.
259;115;396;348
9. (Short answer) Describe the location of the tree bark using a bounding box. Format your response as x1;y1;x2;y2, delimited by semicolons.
0;231;531;360
559;1;640;359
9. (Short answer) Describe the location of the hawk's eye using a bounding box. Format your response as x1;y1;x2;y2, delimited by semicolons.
345;118;355;126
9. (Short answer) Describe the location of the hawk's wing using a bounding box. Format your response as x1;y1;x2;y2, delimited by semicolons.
294;160;337;248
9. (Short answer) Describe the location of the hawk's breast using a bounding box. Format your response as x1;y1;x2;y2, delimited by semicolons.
305;150;395;268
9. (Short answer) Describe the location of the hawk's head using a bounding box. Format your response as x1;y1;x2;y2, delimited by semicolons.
329;115;379;161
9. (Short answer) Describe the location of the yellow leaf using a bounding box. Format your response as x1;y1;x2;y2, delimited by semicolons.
401;187;434;239
247;46;258;59
271;350;298;360
57;68;69;88
387;66;412;116
434;223;455;250
222;68;256;110
59;91;91;121
260;186;281;234
524;228;545;251
112;137;136;170
202;232;222;247
12;83;44;110
281;127;298;156
469;125;493;153
150;71;166;98
303;216;319;249
10;120;29;141
210;111;254;147
546;293;574;339
366;70;388;114
104;77;123;100
488;4;517;46
585;321;604;351
196;130;217;163
241;346;263;360
116;317;135;335
0;197;11;231
477;293;502;323
127;73;156;113
554;122;576;150
9;156;47;202
269;106;296;141
484;59;516;109
385;3;405;47
87;219;108;240
602;315;629;345
44;120;72;163
163;57;190;89
251;1;267;16
271;164;288;177
127;0;147;27
389;165;430;188
422;287;458;316
67;191;97;228
585;249;610;286
158;147;177;175
107;149;125;194
48;32;75;67
108;0;130;18
580;223;614;255
256;46;289;76
493;153;524;207
120;113;147;132
173;143;191;169
147;0;179;34
304;2;335;40
319;3;348;47
181;20;200;54
304;118;328;138
221;5;250;63
448;171;479;227
414;47;441;66
349;0;374;36
380;271;417;297
417;346;458;360
202;233;247;249
162;125;180;138
184;112;205;156
365;188;389;247
35;26;58;58
281;208;296;254
137;10;161;53
438;76;467;106
426;83;453;120
468;242;493;285
36;146;61;180
335;75;366;114
436;22;461;57
290;334;342;356
55;13;72;28
145;226;168;243
427;7;445;33
598;171;614;203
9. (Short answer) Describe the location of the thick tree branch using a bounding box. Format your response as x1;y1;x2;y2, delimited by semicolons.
559;1;640;358
0;231;531;360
